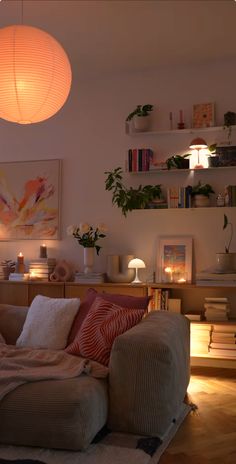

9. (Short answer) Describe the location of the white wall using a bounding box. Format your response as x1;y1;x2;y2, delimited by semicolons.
0;59;236;283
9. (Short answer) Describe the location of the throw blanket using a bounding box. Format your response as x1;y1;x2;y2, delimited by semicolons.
0;342;108;402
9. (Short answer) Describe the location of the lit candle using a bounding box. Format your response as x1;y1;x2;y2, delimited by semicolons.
40;244;47;259
177;277;186;283
164;266;173;282
17;252;25;273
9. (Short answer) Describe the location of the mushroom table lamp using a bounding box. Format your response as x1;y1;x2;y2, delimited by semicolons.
189;137;208;169
128;258;146;284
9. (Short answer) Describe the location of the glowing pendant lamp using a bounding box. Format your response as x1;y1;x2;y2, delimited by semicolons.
0;24;72;124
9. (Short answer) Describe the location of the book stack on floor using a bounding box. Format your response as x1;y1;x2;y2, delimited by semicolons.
74;272;105;283
190;323;212;356
196;268;236;286
209;323;236;358
28;258;56;281
204;297;230;321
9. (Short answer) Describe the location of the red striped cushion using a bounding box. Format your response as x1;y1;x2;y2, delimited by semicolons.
66;297;145;366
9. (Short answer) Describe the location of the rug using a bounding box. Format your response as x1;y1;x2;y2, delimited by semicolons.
0;404;191;464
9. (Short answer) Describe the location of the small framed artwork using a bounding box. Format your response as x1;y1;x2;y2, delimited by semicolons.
0;159;61;240
192;102;215;128
156;235;193;283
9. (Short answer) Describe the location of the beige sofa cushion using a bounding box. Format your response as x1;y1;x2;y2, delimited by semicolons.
0;375;108;450
0;304;28;344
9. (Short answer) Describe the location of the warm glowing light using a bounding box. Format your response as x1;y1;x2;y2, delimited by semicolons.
164;267;172;273
18;252;23;257
0;25;72;124
177;277;186;283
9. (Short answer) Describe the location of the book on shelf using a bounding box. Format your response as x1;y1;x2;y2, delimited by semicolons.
212;324;236;334
9;273;29;281
210;342;236;349
127;148;153;172
148;288;169;311
74;272;105;283
205;297;229;303
204;303;229;310
185;313;202;321
208;348;236;357
211;332;236;341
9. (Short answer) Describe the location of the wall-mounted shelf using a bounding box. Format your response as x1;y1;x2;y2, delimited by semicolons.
126;125;235;136
128;165;236;174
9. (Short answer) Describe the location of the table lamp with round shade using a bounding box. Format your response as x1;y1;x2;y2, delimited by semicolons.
128;258;146;283
189;137;208;169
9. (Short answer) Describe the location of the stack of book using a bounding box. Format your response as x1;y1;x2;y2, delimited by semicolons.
28;258;56;281
190;322;212;356
74;272;105;284
224;185;236;206
127;148;153;172
148;288;169;311
9;273;29;281
167;186;192;208
209;323;236;358
0;260;15;280
196;268;236;286
204;297;230;321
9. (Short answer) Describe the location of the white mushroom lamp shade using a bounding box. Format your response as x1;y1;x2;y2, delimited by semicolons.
128;258;146;284
0;25;72;124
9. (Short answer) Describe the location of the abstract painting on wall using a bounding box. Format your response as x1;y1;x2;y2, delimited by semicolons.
0;159;61;240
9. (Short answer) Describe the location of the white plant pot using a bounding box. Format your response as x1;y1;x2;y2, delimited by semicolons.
216;252;236;272
193;195;210;208
133;115;151;132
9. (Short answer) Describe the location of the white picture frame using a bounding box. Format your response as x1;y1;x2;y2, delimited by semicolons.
156;235;193;283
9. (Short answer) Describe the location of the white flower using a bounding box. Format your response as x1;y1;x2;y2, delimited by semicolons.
67;225;76;236
79;222;90;234
97;222;108;233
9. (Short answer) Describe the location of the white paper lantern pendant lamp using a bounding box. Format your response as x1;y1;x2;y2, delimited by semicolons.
0;21;72;124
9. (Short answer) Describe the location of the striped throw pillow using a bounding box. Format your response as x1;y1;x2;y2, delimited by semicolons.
66;296;145;366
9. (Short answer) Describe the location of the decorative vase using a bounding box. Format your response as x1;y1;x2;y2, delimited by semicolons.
83;247;95;274
193;195;210;208
216;253;236;272
107;254;135;283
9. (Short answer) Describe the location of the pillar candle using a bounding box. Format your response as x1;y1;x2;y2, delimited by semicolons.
40;244;47;259
17;252;25;274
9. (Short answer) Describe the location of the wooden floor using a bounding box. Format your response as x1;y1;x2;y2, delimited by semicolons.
160;368;236;464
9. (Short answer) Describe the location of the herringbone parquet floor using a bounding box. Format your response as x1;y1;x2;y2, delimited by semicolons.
160;368;236;464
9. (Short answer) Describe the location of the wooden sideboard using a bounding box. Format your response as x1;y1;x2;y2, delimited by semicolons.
0;281;146;306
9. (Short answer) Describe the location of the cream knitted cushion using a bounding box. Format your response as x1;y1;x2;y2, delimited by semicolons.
16;295;80;349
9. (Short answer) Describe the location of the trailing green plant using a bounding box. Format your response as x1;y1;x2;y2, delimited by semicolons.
191;181;215;197
104;167;162;216
126;104;153;122
166;153;190;170
223;213;233;253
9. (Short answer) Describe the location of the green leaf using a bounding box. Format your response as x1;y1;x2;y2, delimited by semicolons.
223;214;228;230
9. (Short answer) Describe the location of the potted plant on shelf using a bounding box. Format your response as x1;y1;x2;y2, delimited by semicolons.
216;214;235;272
207;143;220;167
126;104;153;132
166;153;191;170
223;111;236;145
104;166;162;216
190;181;215;207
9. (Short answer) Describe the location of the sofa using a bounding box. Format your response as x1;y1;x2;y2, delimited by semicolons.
0;295;190;451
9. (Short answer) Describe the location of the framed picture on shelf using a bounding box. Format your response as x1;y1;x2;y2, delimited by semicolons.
192;102;215;128
0;159;61;240
156;235;193;283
